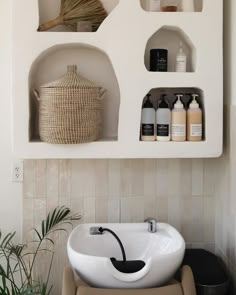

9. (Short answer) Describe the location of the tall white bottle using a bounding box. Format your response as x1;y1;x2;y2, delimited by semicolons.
181;0;195;11
156;95;171;141
141;94;156;141
176;42;187;72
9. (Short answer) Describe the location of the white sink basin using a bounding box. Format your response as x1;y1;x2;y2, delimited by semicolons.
67;223;185;289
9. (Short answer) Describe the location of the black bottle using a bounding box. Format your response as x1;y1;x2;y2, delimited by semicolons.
150;49;168;72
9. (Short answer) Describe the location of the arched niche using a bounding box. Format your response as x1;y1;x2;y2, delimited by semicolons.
29;44;120;142
37;0;120;32
145;26;197;72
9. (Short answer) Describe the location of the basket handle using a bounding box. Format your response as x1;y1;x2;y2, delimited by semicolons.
99;88;106;100
34;89;40;101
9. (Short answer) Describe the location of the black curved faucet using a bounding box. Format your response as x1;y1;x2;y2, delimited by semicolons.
99;227;126;262
90;226;126;262
89;226;146;273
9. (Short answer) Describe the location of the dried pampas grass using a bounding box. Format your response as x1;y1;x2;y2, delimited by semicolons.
38;0;107;32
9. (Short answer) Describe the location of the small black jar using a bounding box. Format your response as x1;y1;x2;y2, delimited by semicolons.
150;49;168;72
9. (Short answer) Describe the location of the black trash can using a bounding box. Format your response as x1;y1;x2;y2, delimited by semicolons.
182;249;230;295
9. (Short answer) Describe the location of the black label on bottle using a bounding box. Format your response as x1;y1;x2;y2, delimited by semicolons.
142;124;154;136
157;124;169;137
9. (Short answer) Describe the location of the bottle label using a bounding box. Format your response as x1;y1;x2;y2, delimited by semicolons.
176;57;186;72
190;124;202;137
142;124;154;136
172;124;186;137
157;59;167;72
157;124;169;137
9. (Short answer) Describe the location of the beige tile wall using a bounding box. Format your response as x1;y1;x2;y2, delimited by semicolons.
23;158;217;244
23;156;218;294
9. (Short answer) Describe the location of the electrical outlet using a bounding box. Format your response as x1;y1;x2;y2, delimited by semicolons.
12;160;24;182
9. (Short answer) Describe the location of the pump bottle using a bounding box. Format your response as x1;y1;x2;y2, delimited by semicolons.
176;42;187;72
156;95;171;141
141;94;156;141
187;94;202;141
172;94;186;141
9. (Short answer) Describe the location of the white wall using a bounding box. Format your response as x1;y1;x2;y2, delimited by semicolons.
224;0;236;106
0;0;22;238
231;0;236;106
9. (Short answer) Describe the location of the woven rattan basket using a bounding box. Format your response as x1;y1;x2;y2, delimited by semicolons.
34;65;105;144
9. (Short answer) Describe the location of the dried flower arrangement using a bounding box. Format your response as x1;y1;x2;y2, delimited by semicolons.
38;0;107;32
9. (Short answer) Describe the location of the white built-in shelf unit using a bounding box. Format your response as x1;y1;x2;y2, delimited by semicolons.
12;0;223;158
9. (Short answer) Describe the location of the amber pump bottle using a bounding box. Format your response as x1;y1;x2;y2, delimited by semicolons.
187;94;202;141
171;94;186;142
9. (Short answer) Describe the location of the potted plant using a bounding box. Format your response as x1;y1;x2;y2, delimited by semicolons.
0;206;81;295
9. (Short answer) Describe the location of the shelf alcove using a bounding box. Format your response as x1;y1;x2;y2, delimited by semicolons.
38;0;119;32
145;26;196;72
140;0;203;12
140;87;205;141
29;44;120;143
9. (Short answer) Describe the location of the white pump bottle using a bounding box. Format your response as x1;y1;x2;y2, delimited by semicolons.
176;42;187;72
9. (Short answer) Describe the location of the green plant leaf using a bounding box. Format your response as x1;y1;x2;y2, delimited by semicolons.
48;208;57;231
1;270;6;290
44;237;54;245
40;206;80;239
0;264;7;277
0;206;81;295
1;232;16;248
33;228;42;242
38;281;53;295
8;244;26;258
42;220;46;238
0;285;10;295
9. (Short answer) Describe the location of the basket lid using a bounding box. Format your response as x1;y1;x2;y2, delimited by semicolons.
40;65;99;89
